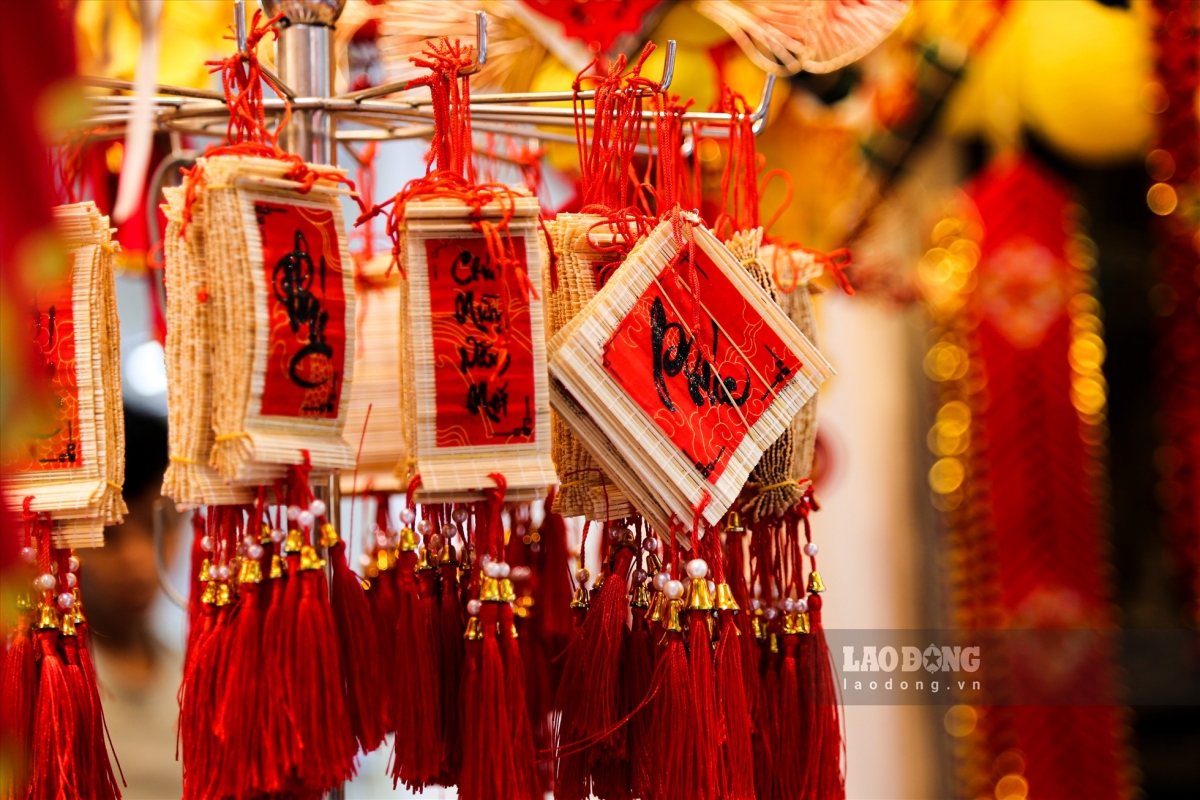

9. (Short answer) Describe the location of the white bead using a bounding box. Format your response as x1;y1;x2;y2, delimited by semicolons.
783;598;797;613
67;556;80;573
358;553;373;568
428;534;443;552
64;573;78;589
686;559;708;580
652;571;670;591
248;544;264;560
216;565;232;581
452;507;469;524
441;523;457;539
796;598;808;613
765;608;778;620
376;532;390;548
297;510;315;528
633;569;648;584
496;562;511;579
804;543;819;557
309;500;327;518
34;573;56;592
467;599;482;616
664;580;685;600
270;528;285;544
207;565;219;580
287;505;301;521
416;519;432;535
57;593;74;610
480;554;493;568
642;537;659;553
243;535;255;548
751;599;761;611
511;566;531;581
20;546;36;564
200;535;214;552
575;568;590;584
400;507;416;525
484;562;502;578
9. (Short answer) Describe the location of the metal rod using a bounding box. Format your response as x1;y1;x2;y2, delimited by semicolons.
81;75;226;101
153;500;188;610
234;0;247;53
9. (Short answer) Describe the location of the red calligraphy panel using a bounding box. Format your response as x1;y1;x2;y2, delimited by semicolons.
426;237;536;448
602;248;803;483
8;254;83;471
255;201;347;419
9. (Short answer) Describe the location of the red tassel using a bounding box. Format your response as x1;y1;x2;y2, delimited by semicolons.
258;543;292;794
462;601;515;800
803;594;845;800
329;537;386;753
649;627;693;800
458;625;484;800
282;555;357;792
777;633;805;799
0;608;37;796
365;501;400;734
179;597;220;800
754;641;782;800
391;544;443;790
715;612;754;800
688;605;722;800
439;547;465;779
74;618;122;800
500;602;539;800
30;626;79;800
625;604;656;800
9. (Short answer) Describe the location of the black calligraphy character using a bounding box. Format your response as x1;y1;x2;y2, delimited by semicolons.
651;298;750;412
459;336;500;373
273;229;336;390
465;380;509;424
451;250;497;286
454;291;503;333
695;446;727;479
499;397;533;438
761;344;792;401
650;297;691;411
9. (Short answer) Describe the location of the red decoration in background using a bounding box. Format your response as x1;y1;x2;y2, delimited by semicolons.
426;236;536;447
256;200;348;419
602;247;804;484
520;0;665;53
1151;0;1200;624
952;157;1131;799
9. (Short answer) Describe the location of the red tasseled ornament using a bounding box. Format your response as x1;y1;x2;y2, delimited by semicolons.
724;525;760;705
463;601;515;800
214;562;268;797
754;642;782;800
74;618;122;800
184;513;207;657
458;627;484;800
30;627;79;800
499;602;539;800
391;545;443;790
552;601;593;800
439;548;465;779
258;543;292;794
329;537;386;753
282;554;357;792
688;605;722;800
802;593;845;800
625;604;657;800
59;631;95;791
715;612;754;800
648;628;694;800
777;633;805;798
0;608;37;796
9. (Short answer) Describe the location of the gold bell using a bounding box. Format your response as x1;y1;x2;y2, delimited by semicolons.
646;592;664;622
631;584;651;610
464;616;483;642
36;603;60;630
569;585;590;610
259;524;272;544
70;589;85;625
238;558;263;585
725;511;744;534
687;578;714;611
399;527;419;552
284;528;304;555
662;600;684;634
715;583;739;612
439;543;457;565
319;523;340;548
796;611;811;635
479;576;502;603
60;613;77;637
200;580;218;605
197;558;213;584
807;571;826;594
646;552;663;575
593;573;607;592
269;554;284;579
499;578;516;603
299;545;326;571
215;581;233;607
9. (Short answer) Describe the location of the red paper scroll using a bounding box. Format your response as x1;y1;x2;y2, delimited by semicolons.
255;201;347;419
426;236;536;448
602;247;803;484
10;254;82;472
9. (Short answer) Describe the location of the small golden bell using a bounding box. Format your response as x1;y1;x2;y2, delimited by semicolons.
36;603;60;630
464;616;483;642
796;610;811;635
215;581;233;607
807;571;826;593
197;558;213;584
479;576;502;603
499;578;516;603
439;543;457;565
259;524;272;544
687;578;714;611
715;583;739;612
200;580;218;605
299;545;325;571
663;600;684;634
60;613;77;637
284;528;304;555
569;585;590;610
725;511;744;534
238;558;263;585
631;584;651;610
319;523;340;548
269;554;284;579
646;552;663;575
593;573;607;592
399;527;419;552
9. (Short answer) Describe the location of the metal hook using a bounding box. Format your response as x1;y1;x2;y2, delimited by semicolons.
234;0;247;53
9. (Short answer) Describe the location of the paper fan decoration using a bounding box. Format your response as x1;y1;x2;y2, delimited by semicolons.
379;0;547;95
695;0;911;75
